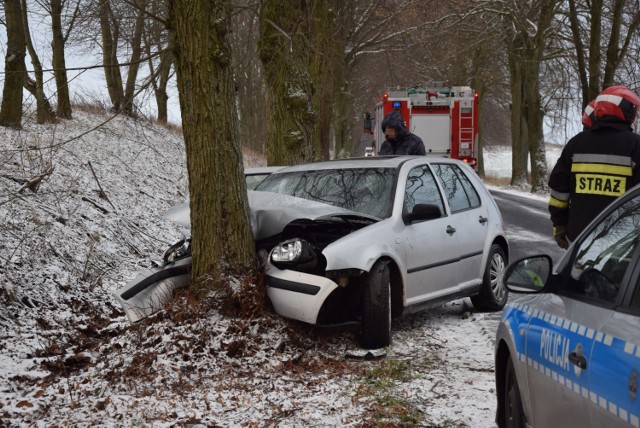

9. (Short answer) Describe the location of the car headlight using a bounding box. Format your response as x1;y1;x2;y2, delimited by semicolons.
270;238;324;273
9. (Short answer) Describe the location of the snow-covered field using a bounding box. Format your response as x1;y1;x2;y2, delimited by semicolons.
0;110;560;427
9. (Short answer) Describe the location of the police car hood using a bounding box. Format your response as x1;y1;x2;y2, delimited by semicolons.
164;190;378;241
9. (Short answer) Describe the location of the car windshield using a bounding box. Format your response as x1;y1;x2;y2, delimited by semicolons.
255;168;397;219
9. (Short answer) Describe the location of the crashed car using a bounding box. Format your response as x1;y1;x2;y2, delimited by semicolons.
245;166;286;190
254;156;509;348
115;156;509;349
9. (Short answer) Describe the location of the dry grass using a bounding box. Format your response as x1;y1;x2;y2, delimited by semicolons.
481;175;511;187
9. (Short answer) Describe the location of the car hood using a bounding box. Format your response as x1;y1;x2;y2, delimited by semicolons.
164;190;379;241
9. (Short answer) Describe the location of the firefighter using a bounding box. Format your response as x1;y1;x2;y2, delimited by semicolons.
548;85;640;249
378;110;426;155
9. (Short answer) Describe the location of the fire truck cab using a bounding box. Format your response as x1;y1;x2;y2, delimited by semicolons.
370;84;479;168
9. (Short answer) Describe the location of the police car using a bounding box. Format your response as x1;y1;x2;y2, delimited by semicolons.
495;184;640;427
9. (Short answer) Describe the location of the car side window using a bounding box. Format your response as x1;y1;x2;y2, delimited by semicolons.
431;164;481;212
565;195;640;304
404;166;445;215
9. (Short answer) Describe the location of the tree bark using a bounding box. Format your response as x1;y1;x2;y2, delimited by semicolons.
0;0;26;128
99;0;124;111
309;0;341;160
123;0;147;115
259;0;315;166
50;0;73;119
21;0;56;124
144;0;174;125
169;0;256;298
505;0;557;191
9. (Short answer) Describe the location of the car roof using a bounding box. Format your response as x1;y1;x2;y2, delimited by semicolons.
245;166;287;175
274;156;463;172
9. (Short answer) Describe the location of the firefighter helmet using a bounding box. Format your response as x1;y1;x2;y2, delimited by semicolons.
582;99;596;128
594;85;640;123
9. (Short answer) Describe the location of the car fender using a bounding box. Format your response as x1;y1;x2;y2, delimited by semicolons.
477;227;509;279
321;219;406;278
495;296;540;426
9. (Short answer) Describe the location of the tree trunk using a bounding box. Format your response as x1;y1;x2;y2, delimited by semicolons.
169;0;256;298
152;47;173;125
506;0;557;190
21;0;56;124
99;0;124;111
587;0;603;98
0;0;26;128
230;1;266;155
50;0;72;119
144;2;174;125
259;0;315;166
507;46;529;187
123;0;147;115
309;0;341;160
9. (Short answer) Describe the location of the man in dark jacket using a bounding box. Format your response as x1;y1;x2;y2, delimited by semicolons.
378;110;426;155
548;85;640;249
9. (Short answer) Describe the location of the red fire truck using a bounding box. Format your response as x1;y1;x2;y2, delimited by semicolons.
368;84;479;167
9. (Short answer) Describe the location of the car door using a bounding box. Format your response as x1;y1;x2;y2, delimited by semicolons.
584;195;640;427
431;163;489;286
524;194;640;427
400;164;461;304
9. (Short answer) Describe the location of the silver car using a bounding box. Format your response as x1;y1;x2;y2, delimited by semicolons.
245;166;286;190
495;184;640;427
255;156;509;349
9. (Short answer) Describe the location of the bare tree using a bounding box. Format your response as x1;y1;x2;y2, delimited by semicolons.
169;0;256;297
229;0;269;155
144;0;174;124
494;0;559;191
99;0;125;111
122;0;147;114
566;0;640;108
21;0;57;124
48;0;81;119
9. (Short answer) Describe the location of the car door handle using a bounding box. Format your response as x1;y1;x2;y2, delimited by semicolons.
446;225;456;235
479;216;488;224
568;351;587;369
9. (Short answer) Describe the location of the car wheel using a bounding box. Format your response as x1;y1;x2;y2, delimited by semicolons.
504;357;526;428
360;260;391;349
471;243;507;311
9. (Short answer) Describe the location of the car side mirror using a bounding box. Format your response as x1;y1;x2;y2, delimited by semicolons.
403;203;442;224
502;255;552;293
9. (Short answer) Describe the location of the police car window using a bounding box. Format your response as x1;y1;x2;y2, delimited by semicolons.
432;164;480;212
567;196;640;304
404;166;445;215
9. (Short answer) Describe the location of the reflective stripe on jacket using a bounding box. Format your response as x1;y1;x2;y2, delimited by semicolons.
548;120;640;240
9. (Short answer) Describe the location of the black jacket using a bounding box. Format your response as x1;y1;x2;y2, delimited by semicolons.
379;111;426;156
548;117;640;240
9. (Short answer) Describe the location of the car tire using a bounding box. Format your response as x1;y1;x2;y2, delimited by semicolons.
360;260;391;349
504;357;526;428
471;244;507;311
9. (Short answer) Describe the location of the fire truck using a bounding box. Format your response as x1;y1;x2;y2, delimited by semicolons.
367;84;479;167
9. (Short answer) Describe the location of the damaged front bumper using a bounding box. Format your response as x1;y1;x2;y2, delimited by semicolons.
265;262;339;325
113;256;192;322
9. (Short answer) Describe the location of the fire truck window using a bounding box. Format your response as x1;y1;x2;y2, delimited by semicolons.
431;164;479;212
404;166;445;215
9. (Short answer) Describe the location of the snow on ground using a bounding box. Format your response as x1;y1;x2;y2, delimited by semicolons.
0;110;559;427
